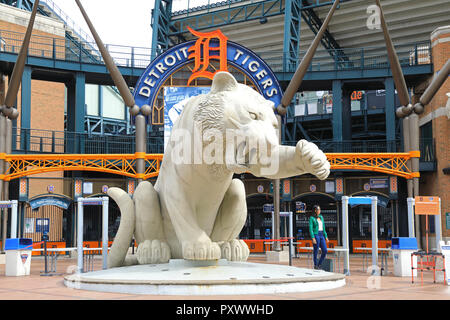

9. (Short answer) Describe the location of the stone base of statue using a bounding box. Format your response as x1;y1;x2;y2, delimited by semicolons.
64;259;345;295
265;250;290;263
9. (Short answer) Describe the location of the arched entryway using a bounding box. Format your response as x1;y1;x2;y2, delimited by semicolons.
24;194;72;254
240;193;273;240
83;194;121;248
348;191;393;252
290;192;338;242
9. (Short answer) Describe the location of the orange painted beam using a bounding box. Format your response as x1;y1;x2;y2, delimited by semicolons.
0;151;420;181
326;151;420;179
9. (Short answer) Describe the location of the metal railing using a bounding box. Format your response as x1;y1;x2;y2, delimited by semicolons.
262;41;432;73
39;0;95;44
12;128;435;163
13;128;164;154
283;139;402;153
0;29;152;69
0;28;431;74
171;0;342;16
284;138;436;163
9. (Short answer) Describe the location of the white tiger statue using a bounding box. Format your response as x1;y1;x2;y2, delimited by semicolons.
107;72;330;267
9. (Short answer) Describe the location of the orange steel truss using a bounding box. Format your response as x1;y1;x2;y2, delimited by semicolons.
0;153;163;181
0;151;419;181
326;151;420;179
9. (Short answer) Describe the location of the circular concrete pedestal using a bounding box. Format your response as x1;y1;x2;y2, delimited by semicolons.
64;259;345;295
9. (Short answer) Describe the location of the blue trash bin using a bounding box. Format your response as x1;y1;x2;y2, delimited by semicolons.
391;237;417;277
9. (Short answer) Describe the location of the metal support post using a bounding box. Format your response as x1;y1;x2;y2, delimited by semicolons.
409;113;421;245
435;198;442;252
77;199;84;273
289;211;293;265
273;179;280;251
10;200;18;239
341;196;350;275
403;117;413;198
102;196;109;270
371;196;379;275
273;115;282;251
135;115;147;184
0;115;5;251
407;197;415;238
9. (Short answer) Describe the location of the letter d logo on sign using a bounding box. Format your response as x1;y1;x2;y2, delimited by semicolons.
134;28;283;125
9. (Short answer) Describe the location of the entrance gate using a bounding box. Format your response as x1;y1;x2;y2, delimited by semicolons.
342;196;378;276
76;197;109;273
0;200;18;242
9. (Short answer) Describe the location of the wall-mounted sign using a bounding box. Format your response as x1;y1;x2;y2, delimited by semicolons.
127;180;136;195
19;178;28;201
296;201;306;213
83;182;93;195
415;196;440;215
24;218;34;233
325;181;335;193
74;179;83;199
370;178;388;189
29;196;71;210
389;176;398;194
36;218;50;233
310;184;317;192
363;183;371;191
134;28;283;125
263;203;274;213
282;180;291;201
164;86;211;149
351;91;363;100
335;178;344;195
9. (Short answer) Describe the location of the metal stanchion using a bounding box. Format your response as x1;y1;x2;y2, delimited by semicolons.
40;231;60;276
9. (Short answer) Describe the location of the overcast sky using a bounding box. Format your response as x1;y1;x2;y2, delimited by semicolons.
49;0;213;48
50;0;155;48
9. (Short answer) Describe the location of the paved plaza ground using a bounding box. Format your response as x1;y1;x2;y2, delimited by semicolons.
0;253;449;301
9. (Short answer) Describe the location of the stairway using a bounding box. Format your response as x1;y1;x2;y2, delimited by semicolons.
36;0;102;63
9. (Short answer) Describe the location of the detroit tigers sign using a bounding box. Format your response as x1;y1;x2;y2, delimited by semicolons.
134;28;283;124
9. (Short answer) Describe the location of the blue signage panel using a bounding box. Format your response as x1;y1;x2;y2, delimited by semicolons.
370;178;388;189
134;40;283;123
348;197;373;205
36;218;50;233
263;204;274;213
82;201;102;206
163;86;211;149
29;196;71;210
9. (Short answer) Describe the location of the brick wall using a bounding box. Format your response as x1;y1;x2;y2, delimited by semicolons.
1;5;66;196
419;25;450;240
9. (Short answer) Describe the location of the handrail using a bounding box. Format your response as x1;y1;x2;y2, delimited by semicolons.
0;28;431;73
39;0;95;44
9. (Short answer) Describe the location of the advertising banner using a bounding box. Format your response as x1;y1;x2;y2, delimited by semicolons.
164;86;210;149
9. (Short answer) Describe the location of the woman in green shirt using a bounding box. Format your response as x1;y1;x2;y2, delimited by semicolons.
309;205;329;269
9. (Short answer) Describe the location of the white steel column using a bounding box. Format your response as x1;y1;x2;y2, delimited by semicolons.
371;196;379;275
77;199;84;273
102;196;109;269
407;198;415;238
341;196;350;275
